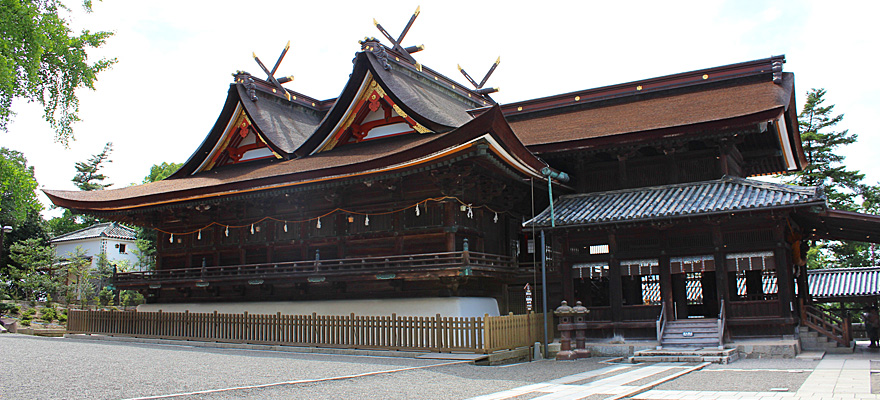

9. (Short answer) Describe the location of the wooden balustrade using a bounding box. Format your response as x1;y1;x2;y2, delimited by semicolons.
115;251;516;287
800;300;852;347
68;309;549;354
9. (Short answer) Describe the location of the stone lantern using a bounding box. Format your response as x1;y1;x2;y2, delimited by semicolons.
554;300;576;360
572;301;591;358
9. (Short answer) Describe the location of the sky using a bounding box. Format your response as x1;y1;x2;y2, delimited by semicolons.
3;0;879;218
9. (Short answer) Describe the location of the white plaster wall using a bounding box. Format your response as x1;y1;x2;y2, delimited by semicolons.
52;238;139;270
137;297;500;318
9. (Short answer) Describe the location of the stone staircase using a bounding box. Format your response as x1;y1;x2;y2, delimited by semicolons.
798;326;853;354
629;318;736;364
660;318;722;348
631;347;739;364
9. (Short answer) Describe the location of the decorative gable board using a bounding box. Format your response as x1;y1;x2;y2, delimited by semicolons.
315;73;431;153
196;105;282;172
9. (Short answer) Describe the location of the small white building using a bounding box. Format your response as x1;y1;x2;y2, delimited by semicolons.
50;222;140;272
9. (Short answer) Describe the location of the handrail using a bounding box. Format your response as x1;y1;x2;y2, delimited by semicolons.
717;299;726;349
799;299;850;347
115;251;517;285
656;301;667;349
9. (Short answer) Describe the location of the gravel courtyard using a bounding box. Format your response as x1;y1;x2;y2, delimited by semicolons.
1;334;608;399
1;334;841;400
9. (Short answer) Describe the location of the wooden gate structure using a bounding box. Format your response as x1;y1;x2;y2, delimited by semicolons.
68;310;551;354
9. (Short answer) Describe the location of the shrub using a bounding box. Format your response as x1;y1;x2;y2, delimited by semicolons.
58;313;67;323
0;302;16;314
20;319;31;326
40;307;58;322
21;308;35;318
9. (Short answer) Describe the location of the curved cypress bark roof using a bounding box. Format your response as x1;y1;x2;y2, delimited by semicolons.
43;106;556;213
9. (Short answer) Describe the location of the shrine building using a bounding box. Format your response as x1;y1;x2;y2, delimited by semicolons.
45;16;880;343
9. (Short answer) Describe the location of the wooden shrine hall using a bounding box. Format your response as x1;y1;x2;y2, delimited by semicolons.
45;12;880;343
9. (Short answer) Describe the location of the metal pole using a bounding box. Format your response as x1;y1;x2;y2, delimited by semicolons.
548;177;555;228
541;230;549;357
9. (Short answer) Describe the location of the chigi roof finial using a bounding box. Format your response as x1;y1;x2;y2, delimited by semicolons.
371;6;425;64
457;56;500;96
251;41;295;100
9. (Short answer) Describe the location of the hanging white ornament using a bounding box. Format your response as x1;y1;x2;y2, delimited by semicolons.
197;230;201;240
467;205;474;219
225;226;229;237
365;215;370;226
283;222;288;232
415;203;420;217
250;224;255;234
169;234;174;243
494;212;498;223
317;218;321;229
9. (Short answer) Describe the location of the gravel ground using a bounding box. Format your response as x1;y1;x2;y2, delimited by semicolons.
652;369;811;392
0;335;612;400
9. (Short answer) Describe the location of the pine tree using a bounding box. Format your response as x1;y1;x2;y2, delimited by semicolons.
72;141;112;191
785;88;864;211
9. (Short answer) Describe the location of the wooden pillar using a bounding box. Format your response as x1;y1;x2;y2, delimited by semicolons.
773;221;794;319
712;226;730;318
608;233;623;322
659;254;673;319
658;230;674;320
444;201;456;252
617;155;628;188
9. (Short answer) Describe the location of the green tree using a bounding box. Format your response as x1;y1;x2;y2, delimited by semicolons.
0;148;42;228
46;208;96;237
6;237;60;301
128;162;180;272
0;0;115;146
72;141;112;190
61;246;96;307
48;141;113;235
143;162;181;184
784;88;864;210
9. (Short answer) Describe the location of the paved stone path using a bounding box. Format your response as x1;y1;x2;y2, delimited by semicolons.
467;363;706;400
636;356;879;400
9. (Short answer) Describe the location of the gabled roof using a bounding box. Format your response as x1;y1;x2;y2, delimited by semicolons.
503;55;805;174
50;222;137;243
43;106;558;213
170;45;488;178
809;267;880;300
525;176;826;229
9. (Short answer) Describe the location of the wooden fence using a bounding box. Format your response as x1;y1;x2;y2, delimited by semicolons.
68;310;551;354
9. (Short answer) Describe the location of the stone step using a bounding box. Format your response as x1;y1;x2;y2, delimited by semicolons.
630;353;738;364
661;333;718;341
666;320;718;327
636;348;736;357
661;338;720;346
665;327;719;334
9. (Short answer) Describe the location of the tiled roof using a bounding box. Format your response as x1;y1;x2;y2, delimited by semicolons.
809;267;880;299
50;222;138;243
525;176;825;228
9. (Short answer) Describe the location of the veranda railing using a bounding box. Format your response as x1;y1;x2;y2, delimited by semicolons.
68;309;550;354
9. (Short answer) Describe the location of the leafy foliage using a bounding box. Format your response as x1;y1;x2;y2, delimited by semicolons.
6;238;60;301
783;88;878;268
0;0;115;145
61;246;96;307
784;88;864;210
143;162;182;183
72;141;112;190
0;148;42;227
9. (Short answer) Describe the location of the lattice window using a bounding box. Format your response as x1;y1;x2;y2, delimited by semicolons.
725;251;776;271
670;255;715;273
641;274;662;305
